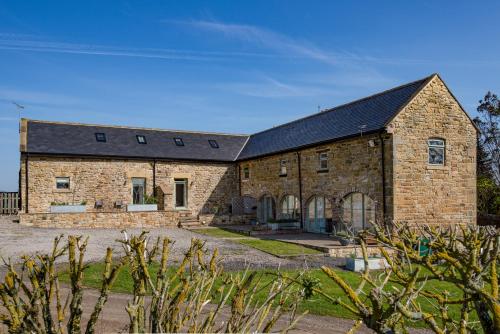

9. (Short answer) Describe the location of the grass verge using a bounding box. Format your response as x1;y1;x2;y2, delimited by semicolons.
193;227;321;256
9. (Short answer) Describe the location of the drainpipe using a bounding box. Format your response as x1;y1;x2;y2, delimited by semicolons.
296;152;304;229
378;132;386;221
237;164;242;197
152;160;156;197
25;154;29;213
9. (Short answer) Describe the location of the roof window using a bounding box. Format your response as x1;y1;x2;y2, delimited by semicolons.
95;133;106;142
136;135;147;144
208;139;219;149
174;138;184;146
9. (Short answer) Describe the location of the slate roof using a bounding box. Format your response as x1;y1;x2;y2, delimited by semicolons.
26;121;249;162
24;74;434;162
237;75;431;160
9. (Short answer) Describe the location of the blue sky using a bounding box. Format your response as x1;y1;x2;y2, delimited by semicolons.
0;1;499;190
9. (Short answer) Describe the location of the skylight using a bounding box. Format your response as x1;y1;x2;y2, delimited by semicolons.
208;140;219;148
136;135;147;144
174;138;184;146
95;133;106;142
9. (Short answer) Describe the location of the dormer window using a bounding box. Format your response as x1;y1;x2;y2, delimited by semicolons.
136;135;147;144
208;140;219;149
95;133;106;142
174;138;184;146
428;138;445;165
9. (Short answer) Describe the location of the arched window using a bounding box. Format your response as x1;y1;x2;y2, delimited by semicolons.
341;193;375;231
305;196;331;233
280;195;299;220
258;195;275;223
428;138;445;165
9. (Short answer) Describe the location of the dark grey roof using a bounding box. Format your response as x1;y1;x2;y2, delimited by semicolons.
237;75;431;160
25;75;434;162
26;121;249;162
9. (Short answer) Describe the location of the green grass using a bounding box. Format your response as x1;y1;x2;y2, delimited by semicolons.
193;227;321;256
60;263;476;328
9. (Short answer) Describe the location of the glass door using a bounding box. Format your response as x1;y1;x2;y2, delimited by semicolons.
174;179;187;209
132;178;145;204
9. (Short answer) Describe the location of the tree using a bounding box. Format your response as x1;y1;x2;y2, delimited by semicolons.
476;92;500;184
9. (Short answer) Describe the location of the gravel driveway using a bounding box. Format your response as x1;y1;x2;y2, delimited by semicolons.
0;216;339;271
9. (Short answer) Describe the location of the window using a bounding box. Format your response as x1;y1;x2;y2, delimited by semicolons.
95;133;106;142
132;178;146;204
243;167;250;179
136;135;147;144
279;160;287;176
318;152;328;170
341;193;375;231
208;139;219;148
174;138;184;146
56;177;70;189
174;179;188;209
281;195;299;219
428;138;445;165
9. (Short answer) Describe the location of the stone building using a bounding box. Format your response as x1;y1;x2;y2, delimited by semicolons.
18;74;478;230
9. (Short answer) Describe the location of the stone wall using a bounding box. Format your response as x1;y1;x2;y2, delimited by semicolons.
238;133;388;224
20;156;238;217
19;211;179;228
389;75;477;225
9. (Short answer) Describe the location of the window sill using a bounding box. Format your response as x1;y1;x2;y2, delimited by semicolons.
317;169;329;174
427;164;449;170
53;189;72;193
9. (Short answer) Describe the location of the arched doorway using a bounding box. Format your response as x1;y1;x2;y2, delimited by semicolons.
341;192;375;232
257;195;275;223
305;196;331;233
280;194;300;220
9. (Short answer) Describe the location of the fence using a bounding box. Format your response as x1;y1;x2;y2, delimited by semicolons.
0;192;19;215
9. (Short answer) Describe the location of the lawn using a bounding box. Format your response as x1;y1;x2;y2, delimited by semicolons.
193;227;321;256
60;262;476;329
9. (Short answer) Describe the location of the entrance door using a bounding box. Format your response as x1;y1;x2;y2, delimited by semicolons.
305;196;326;233
174;179;187;209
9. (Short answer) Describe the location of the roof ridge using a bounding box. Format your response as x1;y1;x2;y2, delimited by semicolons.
25;118;249;137
248;73;435;137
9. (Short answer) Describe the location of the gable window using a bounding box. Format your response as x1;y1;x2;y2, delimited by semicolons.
56;177;70;189
279;160;287;176
208;139;219;148
95;133;106;142
318;151;328;171
132;178;146;204
174;138;184;146
243;167;250;179
428;138;445;165
136;135;147;144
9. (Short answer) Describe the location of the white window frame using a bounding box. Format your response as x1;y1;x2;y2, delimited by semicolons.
428;138;445;165
279;160;287;175
55;177;70;190
318;152;328;170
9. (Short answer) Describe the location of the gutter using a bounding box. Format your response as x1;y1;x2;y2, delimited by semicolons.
378;132;386;220
296;152;304;229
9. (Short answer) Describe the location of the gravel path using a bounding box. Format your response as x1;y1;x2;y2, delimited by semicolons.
0;216;341;272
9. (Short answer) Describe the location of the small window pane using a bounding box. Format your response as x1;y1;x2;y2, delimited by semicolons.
132;178;145;204
319;152;328;170
243;167;250;179
174;138;184;146
136;135;147;144
95;133;106;142
56;177;70;189
280;160;287;175
208;140;219;148
428;138;445;165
